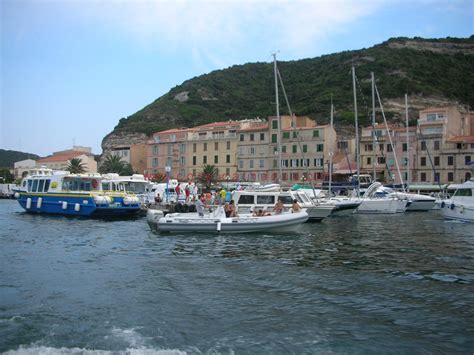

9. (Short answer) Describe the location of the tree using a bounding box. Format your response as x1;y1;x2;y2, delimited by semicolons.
0;168;14;183
66;158;87;174
150;173;166;183
98;155;126;174
196;164;219;188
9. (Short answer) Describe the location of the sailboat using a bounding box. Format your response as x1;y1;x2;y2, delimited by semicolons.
353;69;408;214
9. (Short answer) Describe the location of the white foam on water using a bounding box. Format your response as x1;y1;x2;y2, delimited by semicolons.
4;345;187;355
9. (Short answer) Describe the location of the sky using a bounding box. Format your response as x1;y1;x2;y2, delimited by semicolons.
1;0;472;157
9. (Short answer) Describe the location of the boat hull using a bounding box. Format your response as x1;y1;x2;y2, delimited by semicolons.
355;198;407;214
441;203;474;222
16;192;141;217
147;210;309;233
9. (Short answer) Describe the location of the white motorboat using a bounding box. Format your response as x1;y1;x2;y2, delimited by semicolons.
355;182;408;214
441;179;474;222
377;186;436;211
146;206;309;233
232;188;334;222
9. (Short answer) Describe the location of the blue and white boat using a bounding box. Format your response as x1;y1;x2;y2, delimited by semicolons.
14;168;141;217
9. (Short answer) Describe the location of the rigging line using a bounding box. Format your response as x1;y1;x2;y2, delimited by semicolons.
374;83;406;192
415;124;443;192
277;68;316;194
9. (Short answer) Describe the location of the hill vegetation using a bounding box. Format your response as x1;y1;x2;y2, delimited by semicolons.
0;149;40;168
108;36;474;139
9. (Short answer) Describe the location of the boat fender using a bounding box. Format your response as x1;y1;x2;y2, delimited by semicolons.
450;203;455;210
14;192;20;199
189;204;196;213
74;203;80;212
36;197;43;209
217;222;221;232
62;201;68;210
460;206;464;213
441;201;445;208
26;197;32;209
182;204;189;213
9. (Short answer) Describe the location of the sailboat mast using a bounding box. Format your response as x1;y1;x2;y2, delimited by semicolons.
273;53;283;186
405;94;410;192
371;72;376;182
328;98;334;196
352;66;361;195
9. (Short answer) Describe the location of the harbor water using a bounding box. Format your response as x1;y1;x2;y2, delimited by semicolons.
1;199;473;354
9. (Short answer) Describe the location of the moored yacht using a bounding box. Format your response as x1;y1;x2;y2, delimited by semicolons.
441;178;474;222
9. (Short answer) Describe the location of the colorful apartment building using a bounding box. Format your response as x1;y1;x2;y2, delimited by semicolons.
236;120;269;182
267;115;336;184
416;107;474;184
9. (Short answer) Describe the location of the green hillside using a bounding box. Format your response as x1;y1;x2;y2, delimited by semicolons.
111;36;474;136
0;149;40;168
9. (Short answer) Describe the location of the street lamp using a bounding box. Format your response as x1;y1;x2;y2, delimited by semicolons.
165;166;171;202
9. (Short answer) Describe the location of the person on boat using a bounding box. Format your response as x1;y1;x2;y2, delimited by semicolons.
291;199;302;213
224;202;231;217
228;199;238;217
175;183;181;199
154;192;162;204
273;199;284;214
185;184;191;202
195;194;209;217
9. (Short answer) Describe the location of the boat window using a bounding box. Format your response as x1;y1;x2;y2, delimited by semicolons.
22;180;27;188
454;188;472;197
278;195;293;204
294;194;304;203
238;195;255;204
32;179;38;192
44;179;50;192
256;195;274;204
80;181;91;191
297;193;310;203
27;179;33;191
102;182;110;191
38;179;45;192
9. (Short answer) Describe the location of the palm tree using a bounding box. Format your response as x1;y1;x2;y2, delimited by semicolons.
66;158;87;174
98;154;126;174
197;164;219;188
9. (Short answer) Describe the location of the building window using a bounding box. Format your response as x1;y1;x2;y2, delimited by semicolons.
249;160;254;168
421;141;427;151
226;155;230;163
378;157;385;164
337;141;347;149
226;168;230;176
215;142;218;150
250;133;254;141
447;156;454;165
282;145;286;153
420;172;427;182
153;146;159;155
420;157;427;166
434;156;440;166
152;158;158;167
272;134;277;143
259;160;265;168
317;144;324;152
193;156;196;165
282;132;290;139
203;143;207;151
434;173;440;182
379;144;384;151
402;143;407;152
239;160;243;169
250;147;256;155
434;141;440;150
302;145;307;153
465;156;472;164
365;144;373;152
203;156;207;164
448;172;454;182
292;145;297;153
313;130;319;137
240;134;244;141
214;155;218;164
273;160;277;168
260;133;265;141
293;132;298;138
367;157;371;165
272;120;278;129
227;141;231;149
387;145;393;152
167;145;172;155
193;143;196;153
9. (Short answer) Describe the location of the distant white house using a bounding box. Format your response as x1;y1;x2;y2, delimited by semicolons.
13;159;36;179
36;146;97;172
